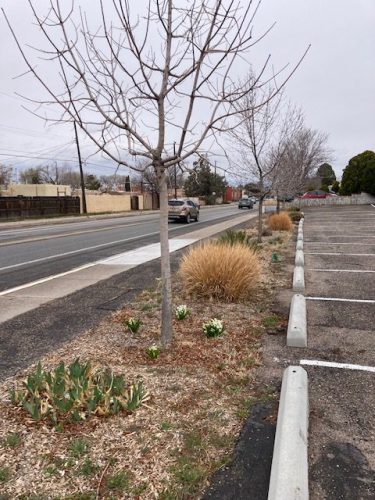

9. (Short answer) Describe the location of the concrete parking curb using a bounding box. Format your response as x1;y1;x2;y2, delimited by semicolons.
268;366;309;500
295;249;304;267
296;239;303;251
287;294;307;347
293;265;305;292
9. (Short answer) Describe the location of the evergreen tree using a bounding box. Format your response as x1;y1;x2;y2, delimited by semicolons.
184;159;227;203
340;150;375;195
317;163;336;186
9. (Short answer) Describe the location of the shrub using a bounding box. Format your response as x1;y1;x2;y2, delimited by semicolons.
10;359;148;424
218;230;260;252
288;206;300;212
268;212;293;231
180;242;261;301
288;211;303;222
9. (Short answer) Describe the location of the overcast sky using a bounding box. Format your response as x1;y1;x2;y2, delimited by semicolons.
0;0;374;182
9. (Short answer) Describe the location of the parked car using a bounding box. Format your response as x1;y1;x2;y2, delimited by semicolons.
168;198;199;223
300;190;332;199
238;197;254;209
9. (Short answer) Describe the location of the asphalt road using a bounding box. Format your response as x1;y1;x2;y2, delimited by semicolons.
0;204;250;291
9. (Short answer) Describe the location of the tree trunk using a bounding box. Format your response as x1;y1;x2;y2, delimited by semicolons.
157;167;173;347
276;197;281;214
257;197;263;243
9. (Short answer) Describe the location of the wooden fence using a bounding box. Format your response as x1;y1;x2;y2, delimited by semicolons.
0;196;80;220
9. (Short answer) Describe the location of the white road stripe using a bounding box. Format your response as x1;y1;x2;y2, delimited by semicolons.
300;359;375;373
305;242;375;246
305;252;375;256
0;262;97;296
0;230;160;271
306;296;375;304
307;268;375;273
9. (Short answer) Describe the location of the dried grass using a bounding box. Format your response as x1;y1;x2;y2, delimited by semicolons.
179;242;261;301
267;212;293;231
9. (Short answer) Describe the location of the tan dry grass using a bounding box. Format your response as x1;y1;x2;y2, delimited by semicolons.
180;242;261;301
267;212;293;231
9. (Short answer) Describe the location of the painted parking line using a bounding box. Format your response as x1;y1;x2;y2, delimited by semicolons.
304;242;375;246
300;359;375;373
307;269;375;273
305;296;375;304
305;252;375;256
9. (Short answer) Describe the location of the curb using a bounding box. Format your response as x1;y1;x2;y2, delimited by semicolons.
293;266;305;292
296;239;303;251
295;249;304;267
268;366;309;500
287;294;307;347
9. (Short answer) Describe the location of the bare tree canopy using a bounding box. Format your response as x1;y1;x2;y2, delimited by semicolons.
3;0;308;346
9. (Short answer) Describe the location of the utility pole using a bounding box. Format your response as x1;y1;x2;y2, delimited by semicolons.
173;142;178;198
73;121;87;214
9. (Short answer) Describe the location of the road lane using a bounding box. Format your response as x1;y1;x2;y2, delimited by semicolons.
0;204;254;291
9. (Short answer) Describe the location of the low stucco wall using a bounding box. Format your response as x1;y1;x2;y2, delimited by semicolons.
82;193;132;213
5;183;72;197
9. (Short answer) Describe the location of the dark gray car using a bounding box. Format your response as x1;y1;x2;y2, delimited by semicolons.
238;197;254;209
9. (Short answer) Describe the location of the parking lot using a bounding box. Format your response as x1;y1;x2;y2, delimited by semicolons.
302;205;375;499
260;205;374;499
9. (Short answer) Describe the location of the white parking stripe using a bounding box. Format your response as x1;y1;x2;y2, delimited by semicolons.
307;269;375;273
300;360;375;373
306;296;375;304
305;252;375;256
305;242;375;246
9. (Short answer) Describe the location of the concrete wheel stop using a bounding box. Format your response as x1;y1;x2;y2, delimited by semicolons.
268;366;309;500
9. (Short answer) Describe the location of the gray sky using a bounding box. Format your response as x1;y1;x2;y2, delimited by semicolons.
0;0;374;181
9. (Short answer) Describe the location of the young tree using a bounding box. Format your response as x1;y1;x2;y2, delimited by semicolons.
229;87;301;241
4;1;300;346
0;165;13;188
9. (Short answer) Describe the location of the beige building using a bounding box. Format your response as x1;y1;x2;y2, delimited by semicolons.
5;183;72;197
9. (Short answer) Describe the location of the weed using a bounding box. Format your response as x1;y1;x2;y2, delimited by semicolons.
78;458;98;477
161;421;172;431
146;345;161;359
106;470;130;491
0;467;11;483
43;465;59;477
172;457;205;487
69;438;89;458
262;315;279;328
183;431;203;453
2;432;21;448
180;242;261;301
132;483;148;496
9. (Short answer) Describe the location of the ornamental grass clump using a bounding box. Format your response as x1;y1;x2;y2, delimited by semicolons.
218;229;260;252
10;359;148;424
268;212;293;231
175;304;190;320
180;242;261;301
203;318;224;338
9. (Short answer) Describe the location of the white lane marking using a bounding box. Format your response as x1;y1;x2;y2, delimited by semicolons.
300;359;375;373
0;211;254;272
0;238;197;297
371;204;375;208
0;230;159;271
305;252;375;256
307;268;375;273
306;296;375;304
0;262;96;297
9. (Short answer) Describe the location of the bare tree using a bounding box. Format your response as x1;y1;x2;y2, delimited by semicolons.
0;164;13;188
230;85;301;240
3;1;303;346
